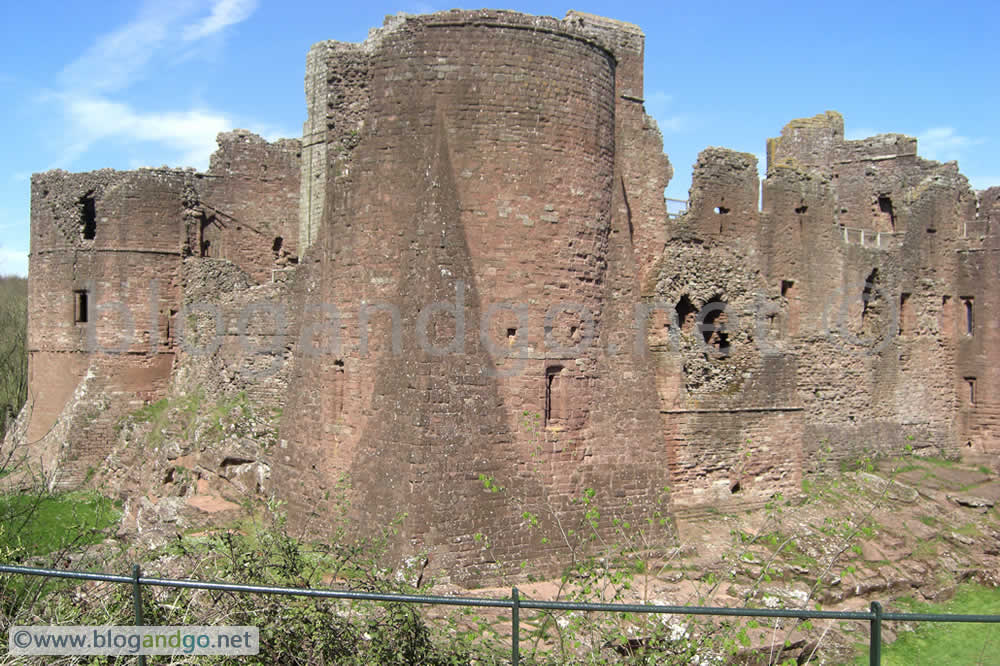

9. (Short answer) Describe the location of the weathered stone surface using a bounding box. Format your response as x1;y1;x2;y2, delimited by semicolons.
9;9;999;583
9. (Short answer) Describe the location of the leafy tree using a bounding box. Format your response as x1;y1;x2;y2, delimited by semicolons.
0;275;27;441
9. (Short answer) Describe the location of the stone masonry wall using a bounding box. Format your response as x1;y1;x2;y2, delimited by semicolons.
14;9;1000;583
23;133;299;486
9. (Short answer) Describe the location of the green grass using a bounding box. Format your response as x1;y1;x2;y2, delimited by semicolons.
0;490;120;557
856;583;1000;665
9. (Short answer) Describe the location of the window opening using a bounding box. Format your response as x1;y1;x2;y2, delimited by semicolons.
544;365;565;427
962;297;974;335
700;297;730;356
861;269;879;323
73;290;89;324
965;377;977;405
877;195;895;231
675;295;696;333
80;192;96;240
899;293;911;335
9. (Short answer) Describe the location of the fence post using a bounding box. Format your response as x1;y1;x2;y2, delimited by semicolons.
133;564;146;666
511;587;520;666
869;601;882;665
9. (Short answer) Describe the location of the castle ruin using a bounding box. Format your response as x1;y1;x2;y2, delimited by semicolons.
15;9;1000;580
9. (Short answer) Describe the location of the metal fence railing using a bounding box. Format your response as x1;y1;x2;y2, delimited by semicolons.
665;197;688;219
2;563;999;665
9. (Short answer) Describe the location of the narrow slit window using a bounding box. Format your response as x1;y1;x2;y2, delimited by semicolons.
73;290;89;324
861;268;879;324
544;365;565;427
962;297;974;335
899;293;911;335
965;377;977;405
80;193;96;240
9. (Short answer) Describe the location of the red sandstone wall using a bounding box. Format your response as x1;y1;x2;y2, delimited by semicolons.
275;10;680;579
199;132;301;283
19;8;1000;581
24;135;300;483
761;114;976;470
27;170;185;474
650;151;804;508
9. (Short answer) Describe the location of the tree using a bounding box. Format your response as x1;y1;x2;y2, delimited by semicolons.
0;275;27;441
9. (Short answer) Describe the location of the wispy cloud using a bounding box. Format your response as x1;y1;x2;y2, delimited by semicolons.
57;2;189;94
62;96;231;169
847;125;984;164
645;90;686;133
50;0;262;170
183;0;259;41
917;127;983;163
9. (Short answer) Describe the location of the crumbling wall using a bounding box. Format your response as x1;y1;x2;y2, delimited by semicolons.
197;131;301;283
22;133;301;486
18;8;1000;582
171;258;295;411
762;113;977;469
650;150;804;508
955;186;1000;454
26;168;185;482
298;27;382;254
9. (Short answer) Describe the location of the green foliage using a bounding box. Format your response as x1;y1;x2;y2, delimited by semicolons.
2;500;477;665
0;490;120;557
119;390;276;452
860;584;1000;665
0;275;27;440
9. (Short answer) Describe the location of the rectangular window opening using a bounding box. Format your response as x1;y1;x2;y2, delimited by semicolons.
962;297;974;335
80;193;96;240
73;290;89;324
544;365;565;427
965;377;977;405
899;293;911;335
877;195;895;231
781;280;795;298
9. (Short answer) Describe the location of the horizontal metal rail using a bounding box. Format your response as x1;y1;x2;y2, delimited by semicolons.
3;563;999;664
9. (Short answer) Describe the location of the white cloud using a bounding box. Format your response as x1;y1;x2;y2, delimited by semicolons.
182;0;259;41
57;2;191;94
405;3;436;14
917;127;982;163
0;248;28;277
46;0;267;171
62;95;231;170
645;90;686;133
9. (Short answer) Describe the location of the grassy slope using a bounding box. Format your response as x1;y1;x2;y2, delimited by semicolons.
870;584;1000;665
0;491;120;557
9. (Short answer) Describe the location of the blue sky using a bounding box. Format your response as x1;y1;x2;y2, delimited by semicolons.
2;0;997;276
